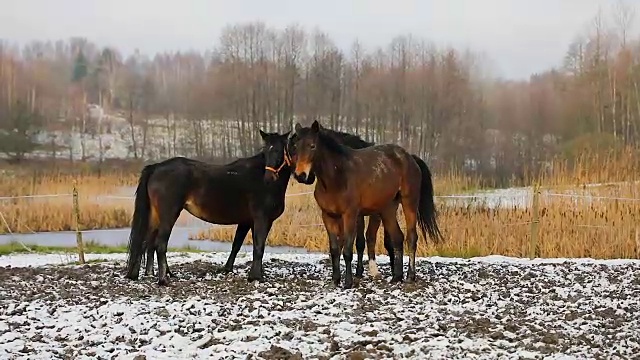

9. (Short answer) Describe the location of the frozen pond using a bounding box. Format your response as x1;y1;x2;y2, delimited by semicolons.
81;182;640;211
108;185;536;210
438;187;532;209
3;181;635;254
0;226;311;254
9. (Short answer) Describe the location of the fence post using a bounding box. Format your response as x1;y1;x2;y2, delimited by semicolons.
529;183;540;259
73;180;85;264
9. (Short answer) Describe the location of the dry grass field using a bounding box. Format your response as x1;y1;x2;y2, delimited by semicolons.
1;149;639;259
193;181;640;259
0;168;136;234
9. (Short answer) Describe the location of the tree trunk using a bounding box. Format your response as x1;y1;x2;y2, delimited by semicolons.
128;95;138;159
80;90;87;161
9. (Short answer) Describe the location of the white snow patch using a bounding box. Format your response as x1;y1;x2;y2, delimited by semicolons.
1;252;639;359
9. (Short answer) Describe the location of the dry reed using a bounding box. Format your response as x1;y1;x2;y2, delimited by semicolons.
192;149;640;259
0;169;136;234
191;188;640;259
1;149;638;259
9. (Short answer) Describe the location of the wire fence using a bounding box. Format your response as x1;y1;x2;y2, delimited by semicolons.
1;184;640;261
10;189;636;202
0;194;73;201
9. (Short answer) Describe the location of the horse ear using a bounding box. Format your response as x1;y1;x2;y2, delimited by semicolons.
311;120;320;133
294;123;302;134
259;129;268;140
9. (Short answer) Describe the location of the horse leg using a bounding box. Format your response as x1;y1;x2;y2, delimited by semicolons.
155;209;180;286
379;206;404;283
341;210;358;289
247;217;273;282
142;243;152;276
400;158;423;283
153;244;176;279
155;226;173;286
144;230;158;276
401;200;420;283
384;200;400;273
383;229;394;273
167;264;176;278
365;215;382;279
321;211;343;287
145;247;154;276
355;215;366;279
222;224;251;273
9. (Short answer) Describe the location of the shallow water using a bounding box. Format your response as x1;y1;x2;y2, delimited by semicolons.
0;184;575;255
113;185;534;209
0;226;310;254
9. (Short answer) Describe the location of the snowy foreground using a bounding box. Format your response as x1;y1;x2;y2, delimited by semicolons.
1;252;640;359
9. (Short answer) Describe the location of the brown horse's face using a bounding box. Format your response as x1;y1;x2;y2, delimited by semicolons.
287;131;316;185
292;122;319;183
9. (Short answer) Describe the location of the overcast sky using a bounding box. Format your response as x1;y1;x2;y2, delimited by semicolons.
0;0;629;79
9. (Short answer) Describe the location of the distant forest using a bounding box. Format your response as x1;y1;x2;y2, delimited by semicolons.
1;4;639;184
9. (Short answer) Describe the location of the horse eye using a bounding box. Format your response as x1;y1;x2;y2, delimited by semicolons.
310;143;316;150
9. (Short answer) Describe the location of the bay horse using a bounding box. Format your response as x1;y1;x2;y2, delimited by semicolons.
125;130;292;285
290;120;442;288
287;127;441;280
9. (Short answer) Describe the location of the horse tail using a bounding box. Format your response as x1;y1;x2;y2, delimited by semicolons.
413;154;444;245
126;163;158;280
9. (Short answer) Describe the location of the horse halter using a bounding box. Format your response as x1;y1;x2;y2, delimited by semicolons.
265;145;292;178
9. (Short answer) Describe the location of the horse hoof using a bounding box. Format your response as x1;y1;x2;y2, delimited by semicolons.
406;274;416;283
343;280;354;289
390;276;403;283
355;272;364;279
158;278;170;286
125;273;139;281
220;266;233;274
247;273;264;283
332;278;341;288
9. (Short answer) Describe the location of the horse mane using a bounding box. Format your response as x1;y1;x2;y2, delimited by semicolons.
324;128;374;149
221;152;264;168
317;129;351;158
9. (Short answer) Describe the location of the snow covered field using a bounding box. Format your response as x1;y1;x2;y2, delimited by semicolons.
1;252;640;359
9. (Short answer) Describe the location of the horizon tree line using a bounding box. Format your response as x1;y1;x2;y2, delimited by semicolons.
1;3;639;185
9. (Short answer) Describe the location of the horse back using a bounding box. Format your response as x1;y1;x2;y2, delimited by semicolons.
145;156;270;225
353;144;416;175
337;144;414;213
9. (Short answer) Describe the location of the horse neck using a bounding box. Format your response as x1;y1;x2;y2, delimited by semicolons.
273;168;292;193
313;147;349;191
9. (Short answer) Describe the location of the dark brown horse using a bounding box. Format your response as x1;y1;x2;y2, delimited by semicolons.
290;120;442;288
125;130;292;285
287;130;391;278
286;128;437;279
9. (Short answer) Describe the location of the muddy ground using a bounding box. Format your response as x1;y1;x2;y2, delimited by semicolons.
1;252;639;359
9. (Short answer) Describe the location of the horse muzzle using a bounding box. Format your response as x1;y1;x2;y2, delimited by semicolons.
293;172;308;183
264;169;279;183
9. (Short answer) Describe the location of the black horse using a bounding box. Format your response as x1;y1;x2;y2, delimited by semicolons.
285;125;442;279
125;130;293;285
